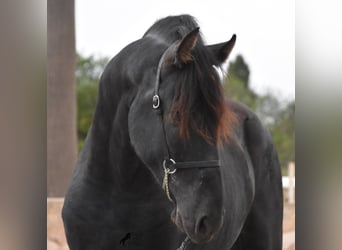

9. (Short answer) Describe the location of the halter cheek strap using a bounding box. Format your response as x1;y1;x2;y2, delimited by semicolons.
152;49;220;202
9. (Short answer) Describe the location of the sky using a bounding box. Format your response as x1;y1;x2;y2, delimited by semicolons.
75;0;294;102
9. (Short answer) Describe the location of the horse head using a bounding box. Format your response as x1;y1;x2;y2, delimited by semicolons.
128;26;236;244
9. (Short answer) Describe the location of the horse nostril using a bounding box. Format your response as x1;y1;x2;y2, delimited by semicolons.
197;216;208;235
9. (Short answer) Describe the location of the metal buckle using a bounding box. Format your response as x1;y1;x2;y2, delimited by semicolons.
152;95;160;109
163;158;176;174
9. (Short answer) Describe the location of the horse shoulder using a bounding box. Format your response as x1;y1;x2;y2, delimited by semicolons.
229;100;283;250
229;100;280;181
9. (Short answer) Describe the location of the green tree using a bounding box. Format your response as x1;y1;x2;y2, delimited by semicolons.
228;54;250;88
76;53;109;150
224;54;295;174
76;53;108;83
223;54;257;110
256;93;282;126
269;101;295;168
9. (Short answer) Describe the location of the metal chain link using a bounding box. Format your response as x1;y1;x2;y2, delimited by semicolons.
162;159;176;202
176;236;191;250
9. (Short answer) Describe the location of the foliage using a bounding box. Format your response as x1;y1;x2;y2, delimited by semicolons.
76;53;108;82
227;55;250;89
223;55;257;110
269;101;295;168
224;54;295;174
76;53;109;151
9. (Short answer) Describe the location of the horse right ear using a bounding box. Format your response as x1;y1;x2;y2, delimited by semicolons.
174;27;200;67
207;34;236;66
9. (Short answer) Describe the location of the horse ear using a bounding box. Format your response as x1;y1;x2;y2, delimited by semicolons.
175;27;200;66
207;34;236;65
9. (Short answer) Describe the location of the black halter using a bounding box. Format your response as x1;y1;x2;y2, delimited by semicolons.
152;49;220;202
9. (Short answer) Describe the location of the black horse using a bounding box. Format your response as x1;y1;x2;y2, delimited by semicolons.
62;15;283;250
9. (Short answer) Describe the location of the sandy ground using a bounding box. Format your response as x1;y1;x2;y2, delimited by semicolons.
47;198;69;250
47;198;295;250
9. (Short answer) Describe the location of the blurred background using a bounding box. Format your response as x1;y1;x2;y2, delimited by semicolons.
47;0;295;249
3;0;342;249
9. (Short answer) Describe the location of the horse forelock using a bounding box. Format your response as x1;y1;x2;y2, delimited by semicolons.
168;43;237;145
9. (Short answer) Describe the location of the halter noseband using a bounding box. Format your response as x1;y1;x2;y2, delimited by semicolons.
152;49;220;202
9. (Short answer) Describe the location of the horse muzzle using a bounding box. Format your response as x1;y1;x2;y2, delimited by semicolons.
171;208;224;244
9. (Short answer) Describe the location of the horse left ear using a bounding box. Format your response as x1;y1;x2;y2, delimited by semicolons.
174;27;200;66
207;34;236;65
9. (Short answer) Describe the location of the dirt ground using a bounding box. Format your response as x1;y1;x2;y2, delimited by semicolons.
47;198;295;250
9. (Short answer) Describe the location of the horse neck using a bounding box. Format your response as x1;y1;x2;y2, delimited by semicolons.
85;72;116;169
85;64;161;195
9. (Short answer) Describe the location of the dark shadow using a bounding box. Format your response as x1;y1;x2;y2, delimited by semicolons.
119;233;131;246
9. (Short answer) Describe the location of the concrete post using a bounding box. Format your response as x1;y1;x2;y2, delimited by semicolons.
288;161;295;204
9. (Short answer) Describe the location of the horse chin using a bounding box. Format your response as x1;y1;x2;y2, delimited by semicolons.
186;223;222;244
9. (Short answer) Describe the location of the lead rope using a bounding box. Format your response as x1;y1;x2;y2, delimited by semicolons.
162;168;172;201
176;236;191;250
158;108;175;202
162;159;176;202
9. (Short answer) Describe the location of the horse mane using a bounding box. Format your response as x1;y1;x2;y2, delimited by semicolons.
143;14;199;43
146;15;236;144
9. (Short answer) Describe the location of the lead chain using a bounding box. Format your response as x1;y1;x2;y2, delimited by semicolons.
162;168;173;202
162;159;176;202
176;236;191;250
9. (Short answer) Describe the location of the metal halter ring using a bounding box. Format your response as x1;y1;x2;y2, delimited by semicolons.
163;158;176;174
152;95;160;109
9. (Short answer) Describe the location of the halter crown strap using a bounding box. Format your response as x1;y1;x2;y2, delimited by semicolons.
152;49;168;109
